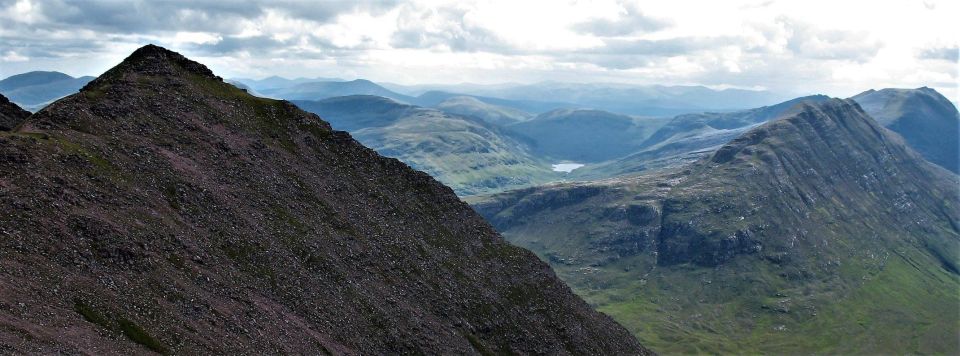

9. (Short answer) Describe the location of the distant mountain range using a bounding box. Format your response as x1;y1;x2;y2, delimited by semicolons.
449;81;790;116
573;89;959;178
470;98;960;354
258;79;418;103
0;45;649;354
507;108;665;162
0;71;95;111
232;75;344;91
235;76;789;116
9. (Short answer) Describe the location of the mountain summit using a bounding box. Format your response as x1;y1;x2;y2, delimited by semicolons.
0;45;648;354
852;87;959;173
473;98;959;354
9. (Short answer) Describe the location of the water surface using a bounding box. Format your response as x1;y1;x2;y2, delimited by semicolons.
552;163;584;173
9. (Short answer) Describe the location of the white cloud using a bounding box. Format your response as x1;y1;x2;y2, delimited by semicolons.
0;0;956;100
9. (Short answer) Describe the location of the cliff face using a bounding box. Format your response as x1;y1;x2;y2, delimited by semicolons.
659;99;958;268
0;45;648;355
471;99;960;354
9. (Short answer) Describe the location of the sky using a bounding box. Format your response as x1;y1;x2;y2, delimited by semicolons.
0;0;957;100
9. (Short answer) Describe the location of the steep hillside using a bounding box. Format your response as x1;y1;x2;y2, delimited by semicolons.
508;108;666;162
471;99;959;354
434;95;533;126
294;95;556;196
0;93;30;131
0;45;649;354
852;87;959;172
0;71;95;109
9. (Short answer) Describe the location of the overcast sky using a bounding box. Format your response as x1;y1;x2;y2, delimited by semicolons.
0;0;956;99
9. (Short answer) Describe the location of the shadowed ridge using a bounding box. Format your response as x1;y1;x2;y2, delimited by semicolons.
851;87;960;173
0;93;30;130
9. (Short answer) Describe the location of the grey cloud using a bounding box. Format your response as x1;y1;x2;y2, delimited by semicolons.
571;2;670;36
25;0;399;34
0;0;402;62
390;5;513;53
919;46;959;62
779;17;881;62
186;33;373;60
542;36;740;70
32;0;263;34
596;36;739;56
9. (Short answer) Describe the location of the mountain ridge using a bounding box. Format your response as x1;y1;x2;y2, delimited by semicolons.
852;87;959;172
0;45;649;354
470;98;959;354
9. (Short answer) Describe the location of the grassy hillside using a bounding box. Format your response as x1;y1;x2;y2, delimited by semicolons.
295;95;558;196
470;99;960;354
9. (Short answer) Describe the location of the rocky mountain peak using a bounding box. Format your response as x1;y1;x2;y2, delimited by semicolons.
710;98;886;165
0;45;648;354
83;44;219;89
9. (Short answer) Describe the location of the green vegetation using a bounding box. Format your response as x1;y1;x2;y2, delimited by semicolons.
118;318;168;354
475;99;960;354
74;300;168;354
543;243;959;354
295;96;560;196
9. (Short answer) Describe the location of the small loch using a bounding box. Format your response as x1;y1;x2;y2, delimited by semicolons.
551;163;584;173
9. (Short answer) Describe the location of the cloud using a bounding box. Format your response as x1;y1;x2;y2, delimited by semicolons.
1;50;28;61
571;2;670;36
0;0;956;102
919;46;959;62
778;17;881;62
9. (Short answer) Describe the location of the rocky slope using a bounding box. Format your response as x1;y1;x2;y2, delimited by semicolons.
471;98;959;354
294;95;557;196
0;93;30;131
0;45;649;354
852;87;959;173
